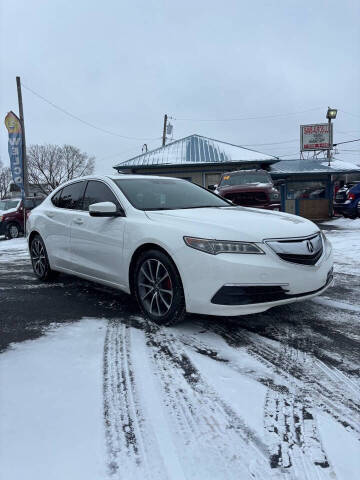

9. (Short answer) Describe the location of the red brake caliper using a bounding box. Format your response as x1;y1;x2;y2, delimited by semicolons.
164;276;172;290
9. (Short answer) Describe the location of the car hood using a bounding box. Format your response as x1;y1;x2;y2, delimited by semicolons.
0;207;17;216
145;207;318;242
218;183;273;194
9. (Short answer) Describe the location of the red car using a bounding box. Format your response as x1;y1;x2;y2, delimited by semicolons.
209;169;281;210
0;197;44;239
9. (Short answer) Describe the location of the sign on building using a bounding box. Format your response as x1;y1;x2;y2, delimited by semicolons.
300;123;333;152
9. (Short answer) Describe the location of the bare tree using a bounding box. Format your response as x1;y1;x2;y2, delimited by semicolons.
27;144;95;195
0;159;12;199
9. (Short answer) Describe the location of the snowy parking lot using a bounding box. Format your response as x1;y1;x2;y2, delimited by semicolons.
0;218;359;480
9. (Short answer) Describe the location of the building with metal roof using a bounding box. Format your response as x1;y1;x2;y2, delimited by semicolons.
270;158;360;176
113;134;279;187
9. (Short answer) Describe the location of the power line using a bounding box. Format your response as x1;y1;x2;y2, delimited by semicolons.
241;139;298;147
174;107;323;122
333;138;360;146
21;82;161;141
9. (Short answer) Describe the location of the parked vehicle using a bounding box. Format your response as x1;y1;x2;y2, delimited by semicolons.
333;182;360;219
208;169;281;211
27;175;333;325
0;197;44;239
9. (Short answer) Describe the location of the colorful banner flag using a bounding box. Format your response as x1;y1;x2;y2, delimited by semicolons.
4;111;24;197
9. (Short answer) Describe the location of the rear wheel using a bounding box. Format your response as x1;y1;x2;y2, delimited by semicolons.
133;249;185;326
30;234;58;281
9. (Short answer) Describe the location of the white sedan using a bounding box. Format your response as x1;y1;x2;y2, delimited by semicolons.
27;175;333;325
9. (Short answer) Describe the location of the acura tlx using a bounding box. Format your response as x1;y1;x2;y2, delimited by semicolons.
27;175;333;325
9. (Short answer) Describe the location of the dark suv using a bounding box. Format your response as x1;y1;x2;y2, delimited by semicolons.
333;183;360;219
0;197;44;239
209;169;281;210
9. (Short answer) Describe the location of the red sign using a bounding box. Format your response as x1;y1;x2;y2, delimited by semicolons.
300;123;333;151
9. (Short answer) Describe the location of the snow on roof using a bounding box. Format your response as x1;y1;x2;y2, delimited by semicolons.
271;158;360;175
113;134;277;169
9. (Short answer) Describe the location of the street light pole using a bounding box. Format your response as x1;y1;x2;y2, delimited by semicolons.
327;116;331;166
326;107;337;167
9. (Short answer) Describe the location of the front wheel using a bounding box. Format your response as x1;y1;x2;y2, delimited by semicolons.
6;222;21;239
133;249;185;326
30;234;58;281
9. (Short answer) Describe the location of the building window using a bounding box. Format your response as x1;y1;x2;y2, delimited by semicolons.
286;181;326;200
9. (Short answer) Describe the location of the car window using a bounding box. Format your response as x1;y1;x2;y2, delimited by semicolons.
82;180;120;211
220;172;271;187
51;190;62;207
113;178;231;211
58;182;86;210
0;199;20;210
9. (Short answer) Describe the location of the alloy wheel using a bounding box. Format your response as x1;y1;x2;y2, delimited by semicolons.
31;238;47;277
138;258;173;317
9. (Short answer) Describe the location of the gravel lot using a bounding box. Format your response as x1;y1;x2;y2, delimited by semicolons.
0;218;359;480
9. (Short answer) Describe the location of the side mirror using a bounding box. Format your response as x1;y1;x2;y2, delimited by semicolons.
208;184;216;191
89;202;124;217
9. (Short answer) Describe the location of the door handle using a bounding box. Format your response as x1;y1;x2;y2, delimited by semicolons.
73;218;84;225
47;212;55;218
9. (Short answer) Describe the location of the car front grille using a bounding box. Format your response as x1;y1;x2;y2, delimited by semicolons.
224;191;268;206
265;232;323;266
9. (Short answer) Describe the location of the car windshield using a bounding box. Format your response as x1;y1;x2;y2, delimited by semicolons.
220;171;271;186
113;178;232;211
0;199;20;211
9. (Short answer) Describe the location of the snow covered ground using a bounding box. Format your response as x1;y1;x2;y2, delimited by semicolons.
0;219;359;480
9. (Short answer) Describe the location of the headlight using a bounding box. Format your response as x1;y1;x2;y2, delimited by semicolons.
183;237;265;255
321;231;332;258
0;215;3;222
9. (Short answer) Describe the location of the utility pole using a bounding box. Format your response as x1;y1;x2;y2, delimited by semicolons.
16;76;29;197
162;114;168;146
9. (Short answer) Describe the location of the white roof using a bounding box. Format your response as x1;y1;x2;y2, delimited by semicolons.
114;134;277;169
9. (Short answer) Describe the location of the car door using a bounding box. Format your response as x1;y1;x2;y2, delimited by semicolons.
44;181;86;270
70;179;126;286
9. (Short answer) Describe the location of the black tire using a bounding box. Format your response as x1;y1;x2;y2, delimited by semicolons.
133;249;185;326
29;234;58;281
6;222;21;239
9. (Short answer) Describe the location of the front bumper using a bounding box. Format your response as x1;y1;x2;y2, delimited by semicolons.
211;267;333;305
0;222;6;236
174;240;333;316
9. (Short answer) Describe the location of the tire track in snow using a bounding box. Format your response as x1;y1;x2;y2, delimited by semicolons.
173;323;337;479
196;319;360;478
144;324;277;480
103;320;168;479
208;320;360;435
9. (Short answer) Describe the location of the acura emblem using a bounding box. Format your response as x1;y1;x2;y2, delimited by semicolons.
306;240;314;253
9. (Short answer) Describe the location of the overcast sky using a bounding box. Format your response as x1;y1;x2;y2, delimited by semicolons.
1;0;359;174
